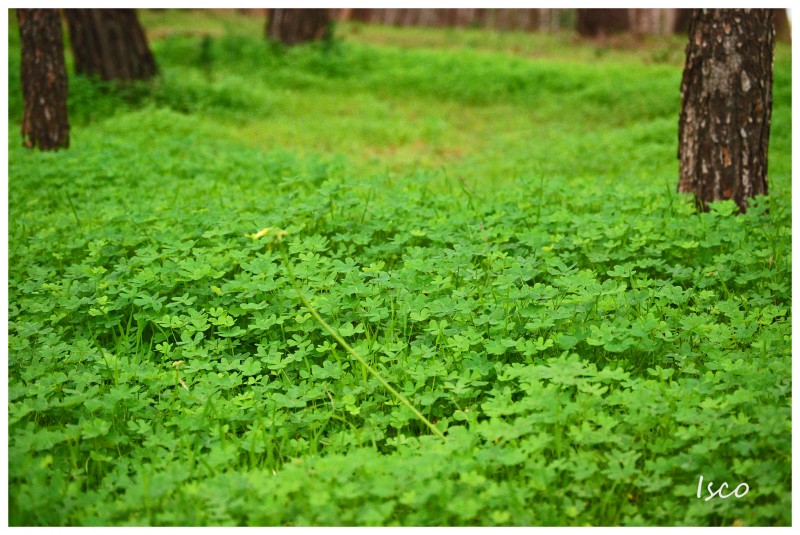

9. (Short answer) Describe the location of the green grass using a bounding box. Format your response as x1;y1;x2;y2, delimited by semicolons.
7;11;792;526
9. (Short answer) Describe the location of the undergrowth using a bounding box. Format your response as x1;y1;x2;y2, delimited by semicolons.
6;12;792;526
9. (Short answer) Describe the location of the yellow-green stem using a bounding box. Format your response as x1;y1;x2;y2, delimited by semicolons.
280;244;446;442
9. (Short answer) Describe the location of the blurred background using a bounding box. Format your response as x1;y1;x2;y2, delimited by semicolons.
226;8;791;40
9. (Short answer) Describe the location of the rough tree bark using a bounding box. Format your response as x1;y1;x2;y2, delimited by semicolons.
576;9;631;37
17;9;70;151
677;9;774;213
266;9;331;45
63;9;157;81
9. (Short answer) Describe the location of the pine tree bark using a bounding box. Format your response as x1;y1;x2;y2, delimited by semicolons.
266;9;331;45
18;9;70;151
63;9;157;81
576;9;631;37
677;9;774;213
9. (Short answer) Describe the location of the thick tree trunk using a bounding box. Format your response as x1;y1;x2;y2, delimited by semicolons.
677;9;774;213
576;9;631;37
17;9;70;151
267;9;331;45
64;9;157;81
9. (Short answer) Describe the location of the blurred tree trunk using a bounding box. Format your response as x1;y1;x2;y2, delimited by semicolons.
385;9;403;26
17;8;70;150
576;9;630;37
267;8;331;45
674;9;693;34
630;9;670;35
64;9;157;81
773;9;791;42
402;9;420;27
454;9;476;28
350;9;372;23
678;9;774;213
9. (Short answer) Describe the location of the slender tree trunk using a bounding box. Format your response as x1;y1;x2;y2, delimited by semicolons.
677;9;774;213
63;9;157;81
576;9;631;37
17;9;70;151
630;9;664;35
267;8;331;45
773;9;791;42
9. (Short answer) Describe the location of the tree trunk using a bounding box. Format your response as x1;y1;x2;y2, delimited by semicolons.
576;9;631;37
773;9;791;42
674;9;693;34
17;9;70;151
630;9;667;35
677;9;774;213
63;9;157;81
267;9;331;45
350;9;372;23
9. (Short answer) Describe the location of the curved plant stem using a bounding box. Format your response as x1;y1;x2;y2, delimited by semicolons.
280;244;446;442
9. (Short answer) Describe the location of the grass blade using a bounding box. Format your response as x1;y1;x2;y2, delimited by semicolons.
280;244;446;442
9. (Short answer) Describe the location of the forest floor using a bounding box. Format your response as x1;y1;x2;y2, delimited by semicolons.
7;10;793;526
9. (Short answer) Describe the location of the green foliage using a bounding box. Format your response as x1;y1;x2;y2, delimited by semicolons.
7;12;792;527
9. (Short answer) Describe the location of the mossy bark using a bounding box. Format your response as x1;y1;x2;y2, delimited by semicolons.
18;8;70;151
678;9;774;213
